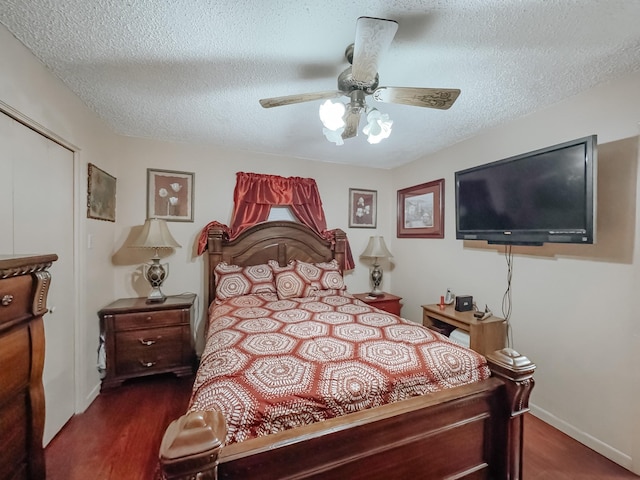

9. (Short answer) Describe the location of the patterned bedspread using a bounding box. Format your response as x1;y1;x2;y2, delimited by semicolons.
189;292;491;444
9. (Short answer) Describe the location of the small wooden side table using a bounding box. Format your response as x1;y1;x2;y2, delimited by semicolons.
421;303;506;355
99;294;196;390
353;292;402;316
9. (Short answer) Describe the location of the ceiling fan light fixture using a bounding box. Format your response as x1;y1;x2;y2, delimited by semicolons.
319;100;346;130
259;17;460;147
363;108;393;144
323;126;345;145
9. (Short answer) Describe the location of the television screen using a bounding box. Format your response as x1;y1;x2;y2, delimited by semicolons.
455;135;597;245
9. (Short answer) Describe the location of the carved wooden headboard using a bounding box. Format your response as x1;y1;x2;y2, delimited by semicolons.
205;221;347;307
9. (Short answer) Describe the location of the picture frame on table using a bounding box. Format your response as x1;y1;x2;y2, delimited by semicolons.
147;168;195;222
87;163;116;222
348;188;377;228
397;179;444;238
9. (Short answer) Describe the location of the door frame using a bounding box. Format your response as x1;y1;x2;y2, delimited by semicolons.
0;100;86;416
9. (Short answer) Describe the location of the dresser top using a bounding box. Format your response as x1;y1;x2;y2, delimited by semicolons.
0;254;58;265
0;254;58;278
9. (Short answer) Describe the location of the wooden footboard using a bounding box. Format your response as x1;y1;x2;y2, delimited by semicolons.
160;348;535;480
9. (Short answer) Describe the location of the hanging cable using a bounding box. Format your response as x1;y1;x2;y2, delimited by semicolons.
501;244;514;348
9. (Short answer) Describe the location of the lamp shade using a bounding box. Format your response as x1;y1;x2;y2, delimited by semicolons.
360;236;392;260
131;218;181;249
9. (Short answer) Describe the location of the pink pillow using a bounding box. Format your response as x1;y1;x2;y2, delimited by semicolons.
214;262;276;301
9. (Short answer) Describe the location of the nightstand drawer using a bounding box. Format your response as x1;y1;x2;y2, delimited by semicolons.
115;326;184;375
0;275;32;327
115;309;186;331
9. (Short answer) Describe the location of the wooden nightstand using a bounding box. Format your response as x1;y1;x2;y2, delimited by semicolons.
421;303;506;355
99;294;196;390
353;292;402;316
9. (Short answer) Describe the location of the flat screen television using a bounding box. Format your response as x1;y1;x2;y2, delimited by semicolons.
455;135;597;246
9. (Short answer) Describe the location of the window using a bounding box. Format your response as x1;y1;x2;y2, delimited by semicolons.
267;206;298;222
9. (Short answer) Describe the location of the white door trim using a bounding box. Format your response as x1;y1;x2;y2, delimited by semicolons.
0;100;87;415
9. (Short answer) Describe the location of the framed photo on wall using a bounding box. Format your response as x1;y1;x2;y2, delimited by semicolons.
147;168;194;222
349;188;377;228
397;179;444;238
87;163;116;222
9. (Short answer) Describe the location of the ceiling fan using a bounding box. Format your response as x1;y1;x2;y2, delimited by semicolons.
259;16;461;144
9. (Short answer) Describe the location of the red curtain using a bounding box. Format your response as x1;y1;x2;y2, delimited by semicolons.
230;172;327;237
197;172;354;269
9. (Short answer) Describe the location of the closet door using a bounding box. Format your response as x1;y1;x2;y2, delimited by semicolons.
0;112;76;444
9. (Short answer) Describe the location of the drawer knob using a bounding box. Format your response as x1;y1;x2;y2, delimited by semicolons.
139;361;156;368
1;294;13;306
138;338;157;346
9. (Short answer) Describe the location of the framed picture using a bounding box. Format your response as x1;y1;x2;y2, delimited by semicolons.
397;179;444;238
87;163;116;222
147;168;194;222
349;188;377;228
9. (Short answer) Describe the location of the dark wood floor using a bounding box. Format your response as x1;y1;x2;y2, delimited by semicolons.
45;374;193;480
523;414;638;479
45;375;638;479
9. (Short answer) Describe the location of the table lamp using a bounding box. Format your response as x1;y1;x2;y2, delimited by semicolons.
360;236;393;297
130;218;181;303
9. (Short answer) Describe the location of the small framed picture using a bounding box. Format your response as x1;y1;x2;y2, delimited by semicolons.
147;168;194;222
397;179;444;238
87;163;116;222
349;188;377;228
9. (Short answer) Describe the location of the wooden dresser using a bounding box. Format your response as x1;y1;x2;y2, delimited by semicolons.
0;254;57;480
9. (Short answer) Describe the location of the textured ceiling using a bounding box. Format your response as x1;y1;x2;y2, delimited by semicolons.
1;1;639;169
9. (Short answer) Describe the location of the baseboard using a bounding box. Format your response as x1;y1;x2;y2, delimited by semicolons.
529;403;633;471
80;382;101;414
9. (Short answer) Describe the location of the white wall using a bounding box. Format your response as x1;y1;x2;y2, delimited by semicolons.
632;133;640;474
392;71;640;471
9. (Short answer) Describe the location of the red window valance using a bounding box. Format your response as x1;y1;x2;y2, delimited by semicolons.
197;172;354;269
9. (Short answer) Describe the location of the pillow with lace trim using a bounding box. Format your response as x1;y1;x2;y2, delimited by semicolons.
214;262;276;301
268;259;345;299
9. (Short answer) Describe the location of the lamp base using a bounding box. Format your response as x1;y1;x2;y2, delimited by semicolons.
144;254;168;303
370;263;384;298
146;287;167;303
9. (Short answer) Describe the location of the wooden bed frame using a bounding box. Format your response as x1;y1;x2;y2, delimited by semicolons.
159;221;535;480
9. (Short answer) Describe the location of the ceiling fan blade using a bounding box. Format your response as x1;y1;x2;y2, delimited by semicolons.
341;110;361;139
372;87;461;110
259;90;343;109
351;17;398;85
